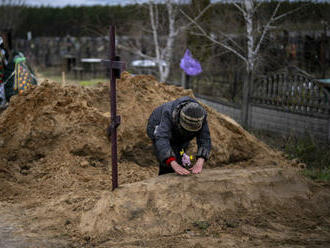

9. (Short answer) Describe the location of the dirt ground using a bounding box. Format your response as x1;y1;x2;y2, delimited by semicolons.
0;72;329;247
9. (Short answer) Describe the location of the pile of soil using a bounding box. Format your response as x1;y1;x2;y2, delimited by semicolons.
0;72;328;247
0;72;288;199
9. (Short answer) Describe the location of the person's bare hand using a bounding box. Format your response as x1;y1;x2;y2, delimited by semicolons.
170;161;190;175
190;157;204;174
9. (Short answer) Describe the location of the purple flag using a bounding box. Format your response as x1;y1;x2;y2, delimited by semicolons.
180;49;202;76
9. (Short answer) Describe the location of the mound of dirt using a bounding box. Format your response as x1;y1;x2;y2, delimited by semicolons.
0;72;328;247
80;167;330;247
0;72;288;200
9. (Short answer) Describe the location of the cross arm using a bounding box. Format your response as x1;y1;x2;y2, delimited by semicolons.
102;57;126;79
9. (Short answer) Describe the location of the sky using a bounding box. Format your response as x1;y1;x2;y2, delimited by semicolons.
22;0;330;8
24;0;224;7
24;0;183;7
25;0;132;6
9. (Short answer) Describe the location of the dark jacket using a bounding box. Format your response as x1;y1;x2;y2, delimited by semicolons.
147;96;211;163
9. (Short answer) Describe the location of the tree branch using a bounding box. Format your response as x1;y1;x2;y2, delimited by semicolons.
176;3;213;36
149;1;161;64
117;43;154;61
272;4;307;23
254;2;281;56
180;9;247;64
233;2;247;16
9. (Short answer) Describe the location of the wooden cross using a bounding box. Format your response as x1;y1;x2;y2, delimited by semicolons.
102;25;126;191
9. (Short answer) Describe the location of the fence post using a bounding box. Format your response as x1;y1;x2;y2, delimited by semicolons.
181;71;190;89
328;118;330;143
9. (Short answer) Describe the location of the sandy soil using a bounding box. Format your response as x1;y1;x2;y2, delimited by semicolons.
0;72;329;247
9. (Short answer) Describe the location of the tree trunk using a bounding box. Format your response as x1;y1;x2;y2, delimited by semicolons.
241;70;253;129
241;0;254;129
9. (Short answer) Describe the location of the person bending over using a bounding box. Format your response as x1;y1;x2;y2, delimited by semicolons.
147;96;211;176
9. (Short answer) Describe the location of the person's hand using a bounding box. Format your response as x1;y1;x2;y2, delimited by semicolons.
170;161;191;176
190;157;205;174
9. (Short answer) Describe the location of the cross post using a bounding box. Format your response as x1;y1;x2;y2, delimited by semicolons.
102;25;126;191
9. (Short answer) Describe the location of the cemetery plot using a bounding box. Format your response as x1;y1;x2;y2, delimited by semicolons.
0;73;329;247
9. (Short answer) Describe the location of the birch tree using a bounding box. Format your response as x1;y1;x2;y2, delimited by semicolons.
182;0;304;128
118;0;210;82
149;0;175;82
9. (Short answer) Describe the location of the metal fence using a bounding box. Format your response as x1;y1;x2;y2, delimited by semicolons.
251;72;330;117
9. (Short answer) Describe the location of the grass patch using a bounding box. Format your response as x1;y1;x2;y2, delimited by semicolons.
252;130;330;182
34;67;107;87
78;79;106;87
302;168;330;182
193;221;210;230
283;135;330;170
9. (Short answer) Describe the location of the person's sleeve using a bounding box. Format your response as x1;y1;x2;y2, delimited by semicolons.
196;117;211;161
154;109;176;163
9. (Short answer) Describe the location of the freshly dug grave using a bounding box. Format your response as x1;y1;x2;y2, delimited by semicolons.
0;72;328;247
81;167;330;248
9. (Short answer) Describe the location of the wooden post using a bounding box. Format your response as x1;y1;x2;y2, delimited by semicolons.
181;71;190;89
62;71;66;85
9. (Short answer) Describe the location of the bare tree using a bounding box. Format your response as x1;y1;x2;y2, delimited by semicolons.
118;0;210;82
181;0;304;128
